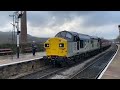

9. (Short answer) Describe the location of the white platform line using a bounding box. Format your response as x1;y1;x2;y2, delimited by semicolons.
98;45;119;79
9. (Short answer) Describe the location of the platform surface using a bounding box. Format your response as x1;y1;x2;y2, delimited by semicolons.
101;45;120;79
0;52;45;66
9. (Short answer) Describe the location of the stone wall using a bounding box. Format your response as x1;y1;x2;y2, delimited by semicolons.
0;59;45;79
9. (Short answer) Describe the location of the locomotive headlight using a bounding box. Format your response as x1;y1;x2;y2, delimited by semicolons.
59;43;64;47
45;44;49;47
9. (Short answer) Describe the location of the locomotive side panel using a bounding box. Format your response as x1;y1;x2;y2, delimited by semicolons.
67;42;75;57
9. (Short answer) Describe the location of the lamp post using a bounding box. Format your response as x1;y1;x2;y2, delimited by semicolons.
15;11;24;58
9;11;24;58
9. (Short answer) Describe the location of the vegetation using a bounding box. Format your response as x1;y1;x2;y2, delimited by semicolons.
0;31;48;55
0;31;48;44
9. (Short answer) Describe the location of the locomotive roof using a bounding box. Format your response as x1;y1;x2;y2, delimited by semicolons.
55;30;99;41
69;31;91;40
64;31;99;40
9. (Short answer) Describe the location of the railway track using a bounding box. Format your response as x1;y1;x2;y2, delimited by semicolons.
18;66;67;79
38;68;66;79
69;44;117;79
18;44;117;79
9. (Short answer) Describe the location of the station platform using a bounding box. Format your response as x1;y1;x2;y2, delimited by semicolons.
100;44;120;79
0;52;46;66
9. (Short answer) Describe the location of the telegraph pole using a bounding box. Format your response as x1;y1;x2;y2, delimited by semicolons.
9;14;15;44
17;18;20;58
15;12;20;58
9;13;16;59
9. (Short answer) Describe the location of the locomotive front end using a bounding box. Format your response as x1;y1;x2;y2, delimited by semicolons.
44;37;67;62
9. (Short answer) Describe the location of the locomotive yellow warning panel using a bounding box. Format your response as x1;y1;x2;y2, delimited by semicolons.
44;37;67;57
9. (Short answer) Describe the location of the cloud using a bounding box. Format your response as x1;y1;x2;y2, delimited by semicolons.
27;11;119;39
0;11;14;27
27;16;85;37
27;11;120;29
82;11;120;27
0;11;119;39
27;11;93;28
27;14;119;39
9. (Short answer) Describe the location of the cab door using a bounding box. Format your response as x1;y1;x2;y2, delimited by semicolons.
77;41;79;50
74;36;80;51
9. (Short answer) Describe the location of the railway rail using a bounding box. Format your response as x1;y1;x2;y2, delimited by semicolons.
18;66;66;79
69;44;117;79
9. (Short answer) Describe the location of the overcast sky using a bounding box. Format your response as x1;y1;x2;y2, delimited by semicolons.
0;11;120;39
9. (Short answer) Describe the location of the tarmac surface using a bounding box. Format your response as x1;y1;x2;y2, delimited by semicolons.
0;52;46;65
101;45;120;79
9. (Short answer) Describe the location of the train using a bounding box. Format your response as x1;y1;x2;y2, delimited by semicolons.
43;30;111;67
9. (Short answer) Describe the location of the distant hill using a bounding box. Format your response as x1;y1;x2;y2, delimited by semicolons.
27;34;49;43
0;31;49;44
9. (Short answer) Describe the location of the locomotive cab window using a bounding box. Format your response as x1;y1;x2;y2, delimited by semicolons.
55;31;67;38
55;32;62;37
61;32;66;37
66;32;72;39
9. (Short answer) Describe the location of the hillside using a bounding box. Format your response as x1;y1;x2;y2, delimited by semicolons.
0;31;49;44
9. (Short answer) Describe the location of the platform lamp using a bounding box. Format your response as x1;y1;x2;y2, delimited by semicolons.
15;11;24;58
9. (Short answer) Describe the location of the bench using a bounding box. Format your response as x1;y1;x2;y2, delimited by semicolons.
23;47;38;53
23;47;32;53
0;49;13;55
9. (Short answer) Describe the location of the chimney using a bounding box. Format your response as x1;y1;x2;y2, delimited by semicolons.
20;11;27;44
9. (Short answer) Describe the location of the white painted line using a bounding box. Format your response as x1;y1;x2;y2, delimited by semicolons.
0;57;43;67
98;45;119;79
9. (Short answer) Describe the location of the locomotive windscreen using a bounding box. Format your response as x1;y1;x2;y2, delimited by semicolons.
55;31;74;41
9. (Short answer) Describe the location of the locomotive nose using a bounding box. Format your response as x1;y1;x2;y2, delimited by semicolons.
44;37;67;57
